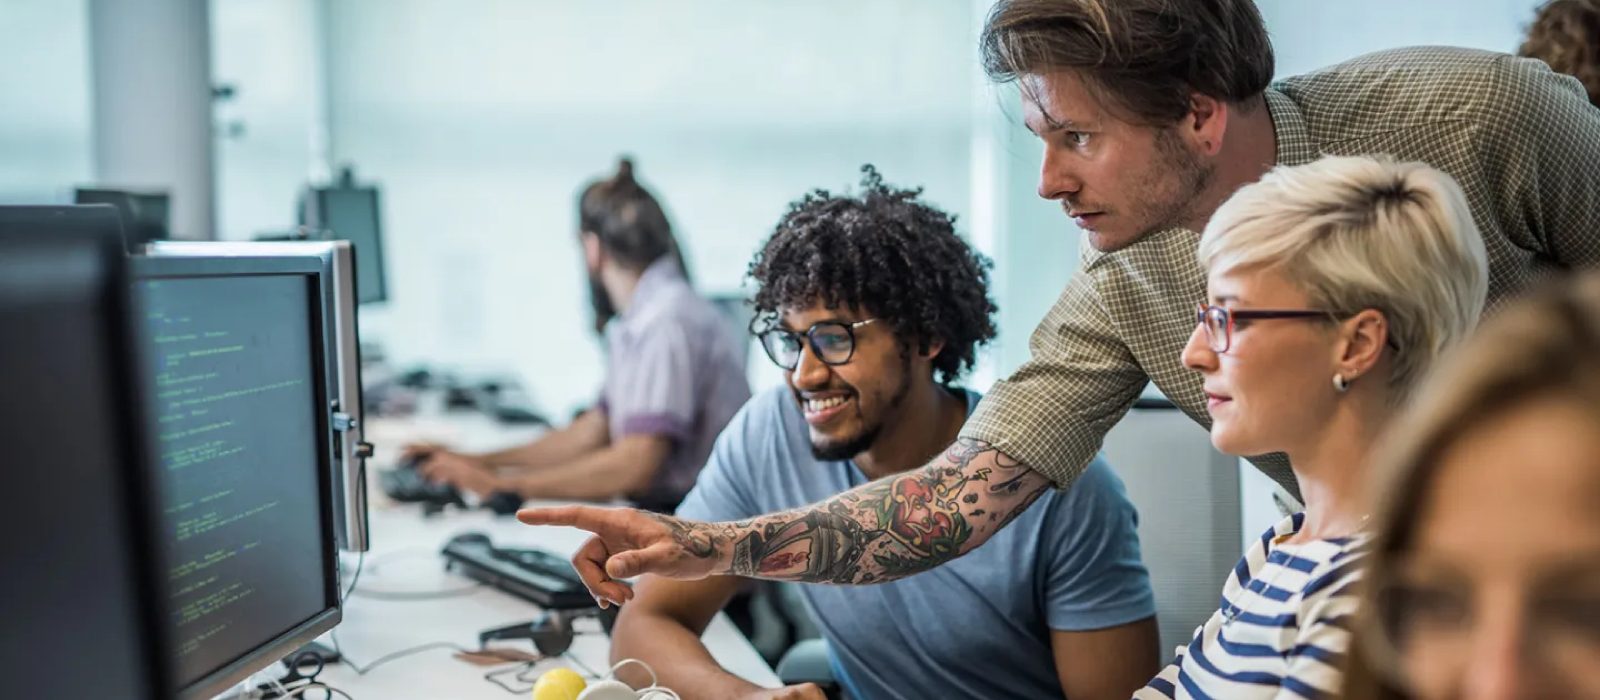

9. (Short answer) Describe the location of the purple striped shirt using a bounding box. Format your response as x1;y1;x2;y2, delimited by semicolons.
599;258;750;507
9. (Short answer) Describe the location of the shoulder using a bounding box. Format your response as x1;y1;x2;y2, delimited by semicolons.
1277;46;1516;136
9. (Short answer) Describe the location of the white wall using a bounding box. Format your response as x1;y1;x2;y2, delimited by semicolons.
0;0;94;203
210;0;330;241
316;0;978;417
87;0;215;240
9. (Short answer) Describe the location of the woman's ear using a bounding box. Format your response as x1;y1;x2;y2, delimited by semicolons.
1337;308;1389;379
921;338;946;361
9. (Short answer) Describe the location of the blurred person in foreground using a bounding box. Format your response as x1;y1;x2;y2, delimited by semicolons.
1342;271;1600;698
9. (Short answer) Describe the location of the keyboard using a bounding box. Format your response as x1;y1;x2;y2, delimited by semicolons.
379;461;463;507
441;532;598;610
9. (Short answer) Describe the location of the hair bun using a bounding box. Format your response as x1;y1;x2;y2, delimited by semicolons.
615;157;635;183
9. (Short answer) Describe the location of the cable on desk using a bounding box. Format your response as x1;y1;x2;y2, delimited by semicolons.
349;582;486;601
483;661;542;694
340;550;366;605
284;681;355;700
330;629;471;676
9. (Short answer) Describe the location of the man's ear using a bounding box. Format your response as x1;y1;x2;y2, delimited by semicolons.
921;338;946;361
1185;92;1230;157
581;231;603;271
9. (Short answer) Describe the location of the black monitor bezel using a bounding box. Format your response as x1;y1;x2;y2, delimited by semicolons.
73;188;170;252
130;254;344;699
0;206;178;698
309;186;388;304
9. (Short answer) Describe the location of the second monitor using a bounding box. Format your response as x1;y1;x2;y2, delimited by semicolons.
133;255;343;698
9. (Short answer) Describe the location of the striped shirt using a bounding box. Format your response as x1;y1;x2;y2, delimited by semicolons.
1137;514;1369;700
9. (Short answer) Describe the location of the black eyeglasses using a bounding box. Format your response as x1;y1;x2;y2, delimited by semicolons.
756;318;880;370
1196;304;1336;353
1196;303;1402;354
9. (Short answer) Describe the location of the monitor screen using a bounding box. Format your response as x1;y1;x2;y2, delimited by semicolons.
312;187;387;304
146;240;371;552
134;257;341;696
0;206;175;698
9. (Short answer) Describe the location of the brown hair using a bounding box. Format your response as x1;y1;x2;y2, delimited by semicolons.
978;0;1275;124
577;157;689;332
1519;0;1600;108
1342;271;1600;698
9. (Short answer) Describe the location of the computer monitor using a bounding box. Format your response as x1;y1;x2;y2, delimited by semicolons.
75;187;171;253
132;255;342;698
304;185;387;304
0;206;176;698
147;240;371;552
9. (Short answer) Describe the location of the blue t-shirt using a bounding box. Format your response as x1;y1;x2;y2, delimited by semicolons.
678;387;1156;700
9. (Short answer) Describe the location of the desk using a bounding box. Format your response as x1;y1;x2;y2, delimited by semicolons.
308;412;779;697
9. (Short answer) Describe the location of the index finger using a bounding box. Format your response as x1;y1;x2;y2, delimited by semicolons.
516;504;614;533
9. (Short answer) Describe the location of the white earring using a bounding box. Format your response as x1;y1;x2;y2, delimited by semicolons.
1333;373;1350;393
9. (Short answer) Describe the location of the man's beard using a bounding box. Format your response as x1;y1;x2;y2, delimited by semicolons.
587;272;615;334
1130;127;1216;241
808;356;914;462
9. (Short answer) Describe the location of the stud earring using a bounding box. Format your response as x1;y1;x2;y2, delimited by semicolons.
1333;373;1350;393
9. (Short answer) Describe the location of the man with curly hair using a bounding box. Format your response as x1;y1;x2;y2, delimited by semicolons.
605;168;1158;700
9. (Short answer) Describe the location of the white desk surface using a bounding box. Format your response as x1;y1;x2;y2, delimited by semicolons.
304;411;779;697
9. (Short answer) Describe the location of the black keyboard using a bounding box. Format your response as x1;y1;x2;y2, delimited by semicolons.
441;532;598;610
380;462;463;507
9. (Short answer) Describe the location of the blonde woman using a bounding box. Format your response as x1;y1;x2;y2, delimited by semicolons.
1342;272;1600;698
1138;156;1489;698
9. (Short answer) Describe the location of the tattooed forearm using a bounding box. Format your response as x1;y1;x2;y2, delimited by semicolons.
695;438;1051;585
647;512;730;559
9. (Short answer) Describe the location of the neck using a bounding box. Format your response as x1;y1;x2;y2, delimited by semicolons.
853;381;966;480
1180;97;1278;233
601;265;641;315
1283;389;1391;542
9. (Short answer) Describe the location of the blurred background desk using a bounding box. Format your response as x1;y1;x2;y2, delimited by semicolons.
309;410;778;697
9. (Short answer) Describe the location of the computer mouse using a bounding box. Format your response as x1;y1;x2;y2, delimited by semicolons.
398;452;428;471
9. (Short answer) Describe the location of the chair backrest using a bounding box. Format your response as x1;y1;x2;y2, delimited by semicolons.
1101;400;1245;662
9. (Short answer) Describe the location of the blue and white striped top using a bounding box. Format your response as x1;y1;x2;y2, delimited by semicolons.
1136;513;1369;700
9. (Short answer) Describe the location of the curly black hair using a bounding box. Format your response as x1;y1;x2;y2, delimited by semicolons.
748;165;998;385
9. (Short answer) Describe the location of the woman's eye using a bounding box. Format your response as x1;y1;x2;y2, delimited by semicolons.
1066;131;1091;147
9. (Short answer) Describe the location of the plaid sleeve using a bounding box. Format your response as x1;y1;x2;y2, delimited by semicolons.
960;271;1147;489
1481;53;1600;269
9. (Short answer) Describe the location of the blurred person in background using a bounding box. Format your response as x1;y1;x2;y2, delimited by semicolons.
1342;272;1600;698
406;158;750;512
1519;0;1600;108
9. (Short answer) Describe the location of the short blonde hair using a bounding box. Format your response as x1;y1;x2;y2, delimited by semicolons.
1198;156;1489;396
